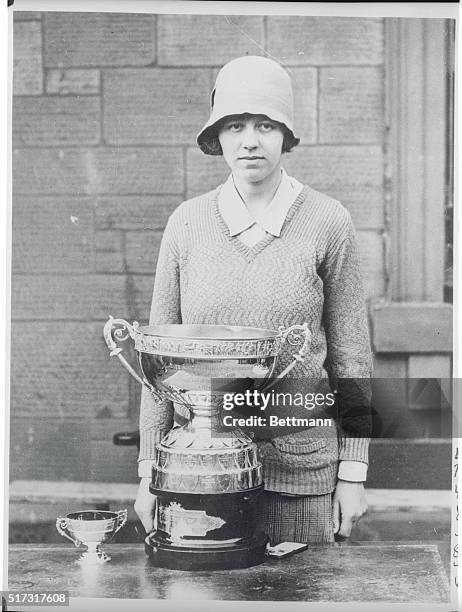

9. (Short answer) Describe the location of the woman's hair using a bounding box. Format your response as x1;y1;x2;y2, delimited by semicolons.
200;119;300;157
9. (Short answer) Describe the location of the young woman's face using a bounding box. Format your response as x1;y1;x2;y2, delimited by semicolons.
217;114;285;184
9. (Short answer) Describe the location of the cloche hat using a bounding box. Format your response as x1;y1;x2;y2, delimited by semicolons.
196;55;299;155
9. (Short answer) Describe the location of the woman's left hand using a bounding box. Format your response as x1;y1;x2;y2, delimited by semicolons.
332;480;368;540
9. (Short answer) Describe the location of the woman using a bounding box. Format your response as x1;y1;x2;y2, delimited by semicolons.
134;55;372;544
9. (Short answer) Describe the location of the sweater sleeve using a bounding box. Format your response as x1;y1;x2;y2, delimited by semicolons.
319;207;373;467
138;213;182;474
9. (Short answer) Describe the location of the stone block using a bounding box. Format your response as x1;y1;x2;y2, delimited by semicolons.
125;230;163;274
319;67;384;143
13;149;88;195
13;147;184;195
88;148;184;195
13;20;43;95
44;13;156;67
9;418;92;481
284;145;384;228
95;195;180;231
10;321;130;419
356;230;385;298
91;418;134;440
11;274;129;320
370;303;452;353
12;196;94;273
95;231;125;273
131;275;155;322
90;440;139;483
186;148;229;198
158;15;264;66
103;68;211;145
368;440;451;489
266;17;384;65
372;355;407;379
46;69;100;94
291;67;317;144
13;11;42;20
13;96;101;146
408;355;451;381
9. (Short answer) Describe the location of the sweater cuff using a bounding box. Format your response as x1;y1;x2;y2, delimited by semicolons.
338;460;368;482
138;459;156;479
338;434;370;464
138;429;166;463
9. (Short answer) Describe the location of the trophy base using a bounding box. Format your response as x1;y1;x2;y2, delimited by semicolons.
145;531;268;571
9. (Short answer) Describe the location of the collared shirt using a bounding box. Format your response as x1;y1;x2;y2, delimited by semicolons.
218;169;303;247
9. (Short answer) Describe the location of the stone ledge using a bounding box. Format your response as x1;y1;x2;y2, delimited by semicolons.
10;480;137;505
10;480;452;512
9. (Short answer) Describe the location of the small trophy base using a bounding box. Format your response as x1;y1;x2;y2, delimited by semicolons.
145;532;268;571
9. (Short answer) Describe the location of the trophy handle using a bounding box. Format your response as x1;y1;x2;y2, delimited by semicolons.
115;509;128;533
262;323;312;391
55;518;81;547
103;316;161;401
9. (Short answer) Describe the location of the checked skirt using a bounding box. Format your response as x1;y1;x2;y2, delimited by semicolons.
257;490;335;545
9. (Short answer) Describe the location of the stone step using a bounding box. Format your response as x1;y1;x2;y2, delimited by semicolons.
10;480;452;512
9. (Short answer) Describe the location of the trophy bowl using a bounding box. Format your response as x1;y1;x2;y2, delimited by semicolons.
104;318;311;570
56;509;127;563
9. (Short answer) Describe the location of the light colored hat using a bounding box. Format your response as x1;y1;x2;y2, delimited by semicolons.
197;55;299;155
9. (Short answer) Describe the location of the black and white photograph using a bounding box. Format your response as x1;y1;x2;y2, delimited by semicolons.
2;1;459;610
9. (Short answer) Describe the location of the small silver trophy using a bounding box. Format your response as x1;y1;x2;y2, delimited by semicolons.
56;510;127;563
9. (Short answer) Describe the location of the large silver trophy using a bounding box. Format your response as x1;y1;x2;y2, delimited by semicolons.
103;318;311;570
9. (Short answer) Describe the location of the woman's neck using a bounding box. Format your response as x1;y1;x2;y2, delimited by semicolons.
232;167;282;213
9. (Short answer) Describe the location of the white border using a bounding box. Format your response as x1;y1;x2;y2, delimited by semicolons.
1;0;10;597
454;2;462;604
1;1;460;610
9;0;460;19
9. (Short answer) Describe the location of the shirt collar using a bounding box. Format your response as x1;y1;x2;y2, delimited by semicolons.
218;169;303;237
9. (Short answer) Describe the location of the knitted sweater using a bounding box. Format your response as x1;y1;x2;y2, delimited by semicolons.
138;184;373;495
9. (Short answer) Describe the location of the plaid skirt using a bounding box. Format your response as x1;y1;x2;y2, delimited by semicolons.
257;490;335;545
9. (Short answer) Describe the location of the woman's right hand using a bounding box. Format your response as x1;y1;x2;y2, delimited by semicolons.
134;477;157;533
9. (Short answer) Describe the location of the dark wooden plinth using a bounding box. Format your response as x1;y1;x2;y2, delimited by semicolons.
145;532;268;570
8;542;450;603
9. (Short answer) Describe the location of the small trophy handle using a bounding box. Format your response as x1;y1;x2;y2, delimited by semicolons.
262;323;312;392
115;509;128;533
103;316;161;400
56;518;80;547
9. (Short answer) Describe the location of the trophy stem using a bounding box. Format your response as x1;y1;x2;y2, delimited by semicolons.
189;405;221;433
78;542;111;564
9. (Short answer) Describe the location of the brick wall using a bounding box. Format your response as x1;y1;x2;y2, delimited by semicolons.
11;12;391;483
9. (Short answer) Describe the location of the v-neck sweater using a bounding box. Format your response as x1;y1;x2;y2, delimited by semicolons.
138;184;373;495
